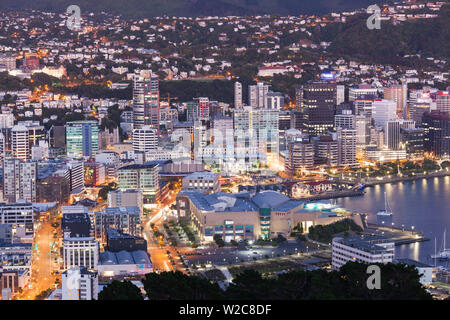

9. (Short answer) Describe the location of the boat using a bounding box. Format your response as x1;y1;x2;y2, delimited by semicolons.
431;229;450;260
377;192;393;216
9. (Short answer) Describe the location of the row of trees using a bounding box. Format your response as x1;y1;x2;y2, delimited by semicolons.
99;262;432;300
308;219;363;244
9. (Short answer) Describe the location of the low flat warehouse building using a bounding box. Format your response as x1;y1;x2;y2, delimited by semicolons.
176;190;362;242
332;235;395;270
97;250;153;278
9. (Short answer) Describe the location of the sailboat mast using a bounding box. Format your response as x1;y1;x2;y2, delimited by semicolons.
445;229;447;251
385;192;387;211
435;237;437;267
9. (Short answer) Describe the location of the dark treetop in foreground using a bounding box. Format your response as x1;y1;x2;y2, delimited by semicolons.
99;262;433;300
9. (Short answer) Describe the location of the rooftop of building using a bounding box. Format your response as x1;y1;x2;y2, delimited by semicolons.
334;235;394;254
107;228;144;241
96;206;140;215
0;243;33;249
183;171;218;180
99;250;151;266
119;162;160;170
179;190;306;213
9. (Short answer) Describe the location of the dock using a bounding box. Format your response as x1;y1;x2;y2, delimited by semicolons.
298;189;364;201
364;223;429;246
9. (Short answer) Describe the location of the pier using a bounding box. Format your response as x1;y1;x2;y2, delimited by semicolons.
298;189;364;201
364;223;429;245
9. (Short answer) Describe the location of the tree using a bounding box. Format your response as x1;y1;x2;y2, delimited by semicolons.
35;288;53;300
142;271;224;300
98;280;144;300
440;161;450;169
213;234;225;247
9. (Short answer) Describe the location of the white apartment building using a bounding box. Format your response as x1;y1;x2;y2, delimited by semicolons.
0;203;34;239
31;140;49;161
2;159;37;203
395;259;433;285
332;236;395;270
337;128;358;166
63;237;99;270
234;81;243;108
248;82;269;108
61;266;98;300
336;85;345;105
0;113;14;129
11;125;30;161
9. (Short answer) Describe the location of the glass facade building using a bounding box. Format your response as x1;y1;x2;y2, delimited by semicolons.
66;121;99;158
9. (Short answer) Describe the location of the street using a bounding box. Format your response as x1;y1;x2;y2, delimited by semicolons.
14;221;58;300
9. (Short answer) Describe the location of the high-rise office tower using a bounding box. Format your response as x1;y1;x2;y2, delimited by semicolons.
66;160;85;192
17;121;45;150
194;97;210;120
11;125;30;161
248;82;269;108
286;142;314;173
234;82;243;108
409;100;431;125
336;85;345;106
66;121;99;158
132;70;160;134
385;119;415;150
3;158;37;203
0;133;5;166
384;84;407;118
132;126;158;153
354;99;374;117
372;99;397;127
118;163;160;204
193;120;209;161
349;84;378;101
401;128;424;158
234;107;279;167
355;115;371;147
337;128;357;166
437;91;450;114
335;110;356;129
298;82;337;136
422;111;450;157
313;135;339;167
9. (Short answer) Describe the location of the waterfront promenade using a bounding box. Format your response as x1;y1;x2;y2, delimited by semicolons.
330;169;450;187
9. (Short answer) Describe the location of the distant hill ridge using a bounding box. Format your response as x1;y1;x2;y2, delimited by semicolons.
1;0;389;17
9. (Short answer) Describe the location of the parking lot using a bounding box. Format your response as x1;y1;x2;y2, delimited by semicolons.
184;240;326;267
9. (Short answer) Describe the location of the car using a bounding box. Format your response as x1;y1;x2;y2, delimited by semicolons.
253;251;258;254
